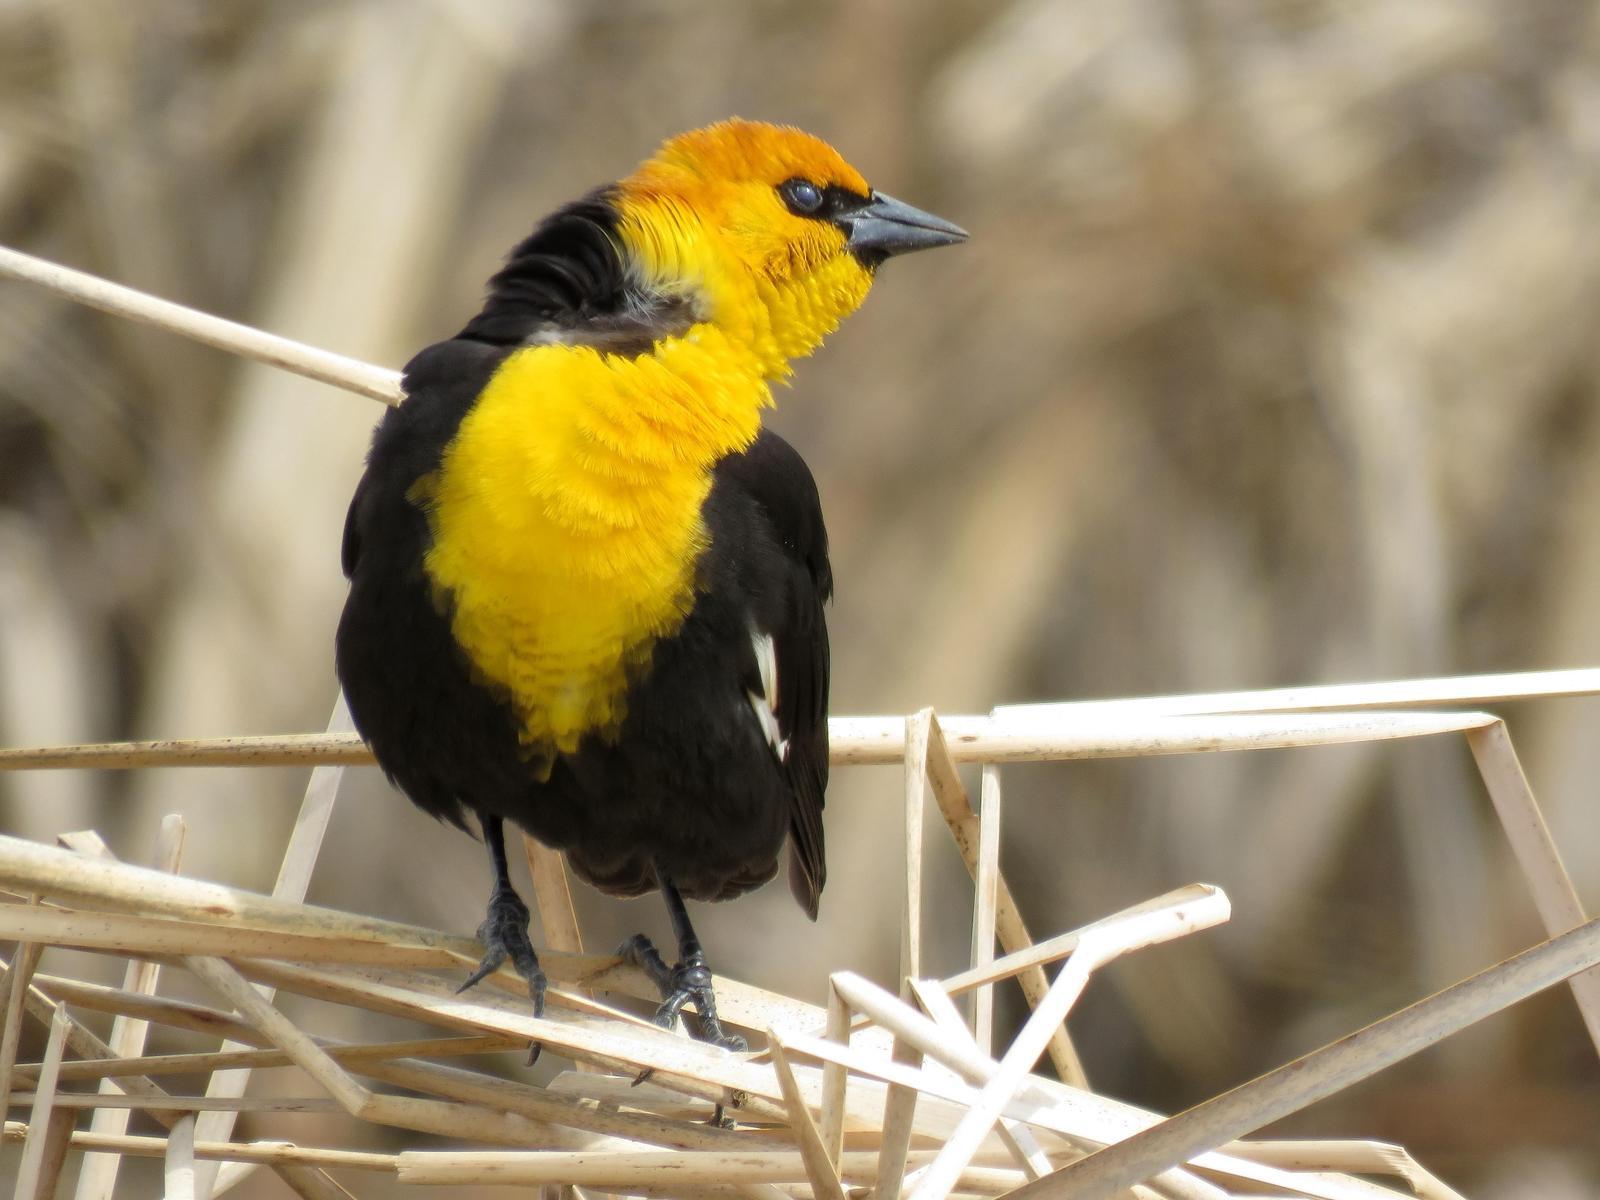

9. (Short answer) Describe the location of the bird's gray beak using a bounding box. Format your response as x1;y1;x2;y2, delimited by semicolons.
841;191;968;263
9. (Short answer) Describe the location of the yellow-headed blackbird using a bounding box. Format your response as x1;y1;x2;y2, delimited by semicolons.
335;120;965;1048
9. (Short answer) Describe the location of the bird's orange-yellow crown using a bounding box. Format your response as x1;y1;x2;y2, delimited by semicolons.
630;119;870;197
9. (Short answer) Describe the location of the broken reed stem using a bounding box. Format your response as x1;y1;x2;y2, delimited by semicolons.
74;814;186;1200
0;244;402;404
1012;916;1600;1200
905;889;1233;1200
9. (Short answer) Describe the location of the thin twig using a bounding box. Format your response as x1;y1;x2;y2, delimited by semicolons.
0;244;402;404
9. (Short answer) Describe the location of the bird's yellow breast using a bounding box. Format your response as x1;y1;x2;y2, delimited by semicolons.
415;328;769;774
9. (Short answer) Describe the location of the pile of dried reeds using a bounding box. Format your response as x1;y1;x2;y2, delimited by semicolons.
0;489;1596;1198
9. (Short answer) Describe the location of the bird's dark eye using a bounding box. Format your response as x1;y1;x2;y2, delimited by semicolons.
779;178;825;216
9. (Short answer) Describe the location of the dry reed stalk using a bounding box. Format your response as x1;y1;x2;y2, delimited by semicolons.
815;982;852;1177
12;1007;71;1200
970;762;1001;1057
0;903;467;967
0;706;1514;770
0;905;44;1116
14;1109;75;1200
1466;720;1600;1053
901;711;931;989
939;884;1225;996
0;243;402;404
993;666;1600;720
11;1034;519;1086
541;1074;739;1124
767;1037;848;1200
71;813;185;1200
0;733;375;771
904;888;1233;1199
1232;1141;1467;1200
1;1123;398;1172
360;1060;757;1154
522;834;587;978
163;1115;195;1200
873;1035;925;1199
10;1094;343;1114
392;1147;1027;1189
28;972;268;1044
0;833;589;974
920;712;1085;1087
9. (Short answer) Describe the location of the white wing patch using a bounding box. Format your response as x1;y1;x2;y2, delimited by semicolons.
747;625;789;762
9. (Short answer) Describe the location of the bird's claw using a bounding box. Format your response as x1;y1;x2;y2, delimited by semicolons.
462;885;546;1062
618;934;747;1052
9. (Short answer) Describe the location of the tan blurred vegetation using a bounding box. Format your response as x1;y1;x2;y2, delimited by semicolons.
4;0;1600;1195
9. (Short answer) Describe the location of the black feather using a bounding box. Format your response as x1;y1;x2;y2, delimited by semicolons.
457;187;692;353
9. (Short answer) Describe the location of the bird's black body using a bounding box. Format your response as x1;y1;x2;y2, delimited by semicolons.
334;122;963;1048
335;192;832;924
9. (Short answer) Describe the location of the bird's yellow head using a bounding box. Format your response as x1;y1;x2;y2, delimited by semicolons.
613;119;966;378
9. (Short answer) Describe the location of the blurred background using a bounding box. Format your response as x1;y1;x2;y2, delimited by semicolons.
4;0;1600;1195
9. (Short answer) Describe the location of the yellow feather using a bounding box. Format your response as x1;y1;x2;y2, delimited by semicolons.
419;330;769;768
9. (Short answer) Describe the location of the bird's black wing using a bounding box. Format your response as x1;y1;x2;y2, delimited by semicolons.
716;430;833;918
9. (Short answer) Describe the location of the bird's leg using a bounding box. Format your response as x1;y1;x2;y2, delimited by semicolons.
619;874;747;1052
459;816;547;1023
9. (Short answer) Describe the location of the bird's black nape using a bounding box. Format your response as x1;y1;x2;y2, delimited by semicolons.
457;185;696;355
456;188;631;345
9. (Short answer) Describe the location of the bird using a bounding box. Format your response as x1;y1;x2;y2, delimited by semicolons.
334;119;966;1050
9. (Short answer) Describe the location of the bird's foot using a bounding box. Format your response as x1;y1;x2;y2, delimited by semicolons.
461;885;546;1063
618;933;747;1052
